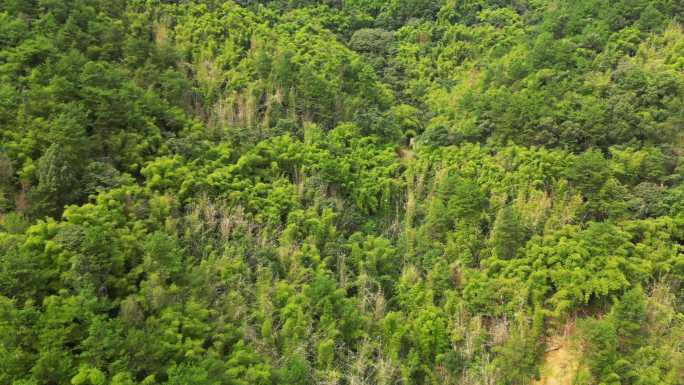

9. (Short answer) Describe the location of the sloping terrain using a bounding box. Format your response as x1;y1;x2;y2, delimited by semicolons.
535;332;580;385
1;1;684;385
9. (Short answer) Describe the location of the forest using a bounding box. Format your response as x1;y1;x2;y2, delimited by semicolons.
0;0;683;384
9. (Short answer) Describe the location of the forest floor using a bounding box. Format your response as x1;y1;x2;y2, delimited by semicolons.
533;329;581;385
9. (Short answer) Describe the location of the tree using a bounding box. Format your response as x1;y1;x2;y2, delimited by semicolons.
29;144;81;218
578;318;620;385
611;286;646;351
490;206;527;260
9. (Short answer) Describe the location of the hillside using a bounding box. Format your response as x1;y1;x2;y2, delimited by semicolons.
1;1;684;384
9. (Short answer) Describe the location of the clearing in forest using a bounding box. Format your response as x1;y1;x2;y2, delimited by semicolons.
534;330;581;385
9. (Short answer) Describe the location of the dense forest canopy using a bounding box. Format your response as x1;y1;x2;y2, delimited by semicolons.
1;0;684;384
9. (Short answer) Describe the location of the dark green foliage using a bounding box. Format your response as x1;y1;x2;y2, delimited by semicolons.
579;317;621;384
490;205;527;260
612;286;646;351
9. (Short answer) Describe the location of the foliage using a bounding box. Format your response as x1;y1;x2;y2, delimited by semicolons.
1;1;684;384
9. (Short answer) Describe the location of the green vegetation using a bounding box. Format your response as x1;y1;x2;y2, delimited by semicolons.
1;0;684;384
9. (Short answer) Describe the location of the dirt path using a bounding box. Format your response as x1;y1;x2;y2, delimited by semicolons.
533;333;580;385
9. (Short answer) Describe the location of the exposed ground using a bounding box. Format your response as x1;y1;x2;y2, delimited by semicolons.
533;327;580;385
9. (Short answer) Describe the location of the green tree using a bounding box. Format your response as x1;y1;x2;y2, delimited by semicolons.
490;205;527;260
